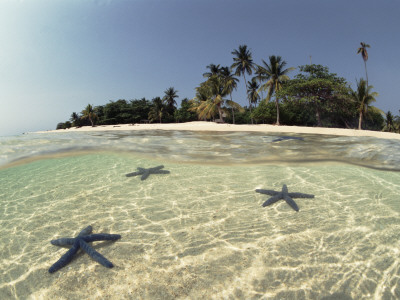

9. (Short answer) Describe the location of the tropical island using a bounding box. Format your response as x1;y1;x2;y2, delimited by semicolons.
56;43;400;134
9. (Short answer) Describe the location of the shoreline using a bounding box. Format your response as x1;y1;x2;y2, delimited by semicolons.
36;121;400;140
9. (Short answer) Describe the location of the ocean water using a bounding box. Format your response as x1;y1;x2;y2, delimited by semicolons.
0;130;399;299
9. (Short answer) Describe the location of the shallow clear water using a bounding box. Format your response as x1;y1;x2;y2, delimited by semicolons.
0;130;399;299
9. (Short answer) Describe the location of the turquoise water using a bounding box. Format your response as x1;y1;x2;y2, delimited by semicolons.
0;130;399;299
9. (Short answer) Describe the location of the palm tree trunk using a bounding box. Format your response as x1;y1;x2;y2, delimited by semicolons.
358;112;363;130
275;99;280;125
243;73;253;124
230;92;235;124
217;104;224;122
266;87;273;102
364;60;369;87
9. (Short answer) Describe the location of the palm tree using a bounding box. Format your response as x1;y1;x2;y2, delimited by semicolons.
220;66;239;124
231;44;255;123
383;111;395;132
247;79;260;107
203;64;221;78
163;87;178;117
357;42;370;86
149;97;164;123
203;75;227;122
81;104;97;127
191;74;243;123
189;86;218;121
351;79;379;130
259;55;294;125
70;112;80;127
254;65;265;101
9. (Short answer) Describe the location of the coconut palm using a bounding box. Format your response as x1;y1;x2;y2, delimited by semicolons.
247;79;260;107
383;111;395;132
254;65;265;101
203;64;221;78
148;97;164;123
203;75;227;122
220;66;239;124
189;86;218;121
259;55;294;125
231;44;255;123
357;42;370;86
70;112;80;127
81;104;97;127
351;79;379;130
163;87;178;115
191;74;243;123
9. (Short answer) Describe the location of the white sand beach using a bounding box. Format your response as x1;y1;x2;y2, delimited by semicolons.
38;121;400;140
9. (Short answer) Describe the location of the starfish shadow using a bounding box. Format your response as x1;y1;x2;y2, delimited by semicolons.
125;165;170;180
49;225;121;273
256;184;314;212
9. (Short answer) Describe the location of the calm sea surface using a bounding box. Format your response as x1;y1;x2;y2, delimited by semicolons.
0;130;399;299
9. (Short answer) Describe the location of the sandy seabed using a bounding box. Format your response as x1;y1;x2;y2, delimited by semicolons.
3;121;396;299
38;121;400;140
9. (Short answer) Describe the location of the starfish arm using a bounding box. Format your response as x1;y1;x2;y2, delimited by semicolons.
125;171;140;177
282;184;289;194
288;192;315;199
51;226;93;246
79;240;114;268
51;238;76;246
284;196;299;212
150;165;164;171
153;170;170;174
141;171;150;180
78;225;93;236
82;234;122;242
256;189;280;196
262;194;282;207
126;168;145;177
48;240;80;273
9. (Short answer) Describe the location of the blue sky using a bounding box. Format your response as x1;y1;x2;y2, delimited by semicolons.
1;0;399;136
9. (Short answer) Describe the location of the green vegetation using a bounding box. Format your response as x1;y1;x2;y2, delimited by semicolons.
351;79;380;130
258;55;295;125
231;45;255;123
81;104;97;127
56;42;399;133
276;65;353;128
190;65;244;123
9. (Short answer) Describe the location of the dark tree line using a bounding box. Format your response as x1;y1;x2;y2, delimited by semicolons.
57;88;198;129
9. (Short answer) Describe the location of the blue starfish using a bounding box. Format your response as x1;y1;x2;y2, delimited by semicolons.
125;165;170;180
49;225;121;273
255;184;314;212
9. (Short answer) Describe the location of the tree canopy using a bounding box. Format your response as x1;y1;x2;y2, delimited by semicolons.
277;64;353;127
351;79;380;129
